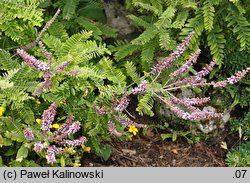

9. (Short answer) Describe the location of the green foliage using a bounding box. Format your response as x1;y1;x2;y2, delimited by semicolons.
121;0;250;67
0;0;44;46
114;43;138;60
62;0;80;20
42;0;117;39
131;27;158;45
203;0;215;32
161;130;193;144
125;62;141;84
226;6;250;51
226;142;250;167
230;112;250;139
0;18;120;166
136;93;154;117
207;27;226;65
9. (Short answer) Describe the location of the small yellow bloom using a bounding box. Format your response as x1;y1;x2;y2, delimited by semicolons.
85;146;91;152
50;123;60;129
63;147;75;154
81;144;91;152
36;100;41;105
0;106;5;117
36;118;41;124
128;125;138;136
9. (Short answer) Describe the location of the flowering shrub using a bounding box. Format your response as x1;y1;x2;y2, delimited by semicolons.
0;4;249;167
127;32;249;122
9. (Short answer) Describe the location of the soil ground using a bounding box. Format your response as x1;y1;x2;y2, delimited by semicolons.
81;128;240;167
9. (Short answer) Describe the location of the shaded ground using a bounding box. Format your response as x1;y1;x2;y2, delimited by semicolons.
81;128;240;167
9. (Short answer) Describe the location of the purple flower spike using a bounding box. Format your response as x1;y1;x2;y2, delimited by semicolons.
24;128;34;140
34;142;44;152
67;121;81;135
46;148;56;165
57;60;71;71
170;49;201;78
42;103;57;132
227;68;249;84
38;41;52;64
107;121;122;137
94;105;108;115
152;32;194;73
213;67;250;88
132;80;148;95
67;70;81;76
60;136;87;146
32;71;53;96
117;117;147;128
16;49;50;71
114;93;130;112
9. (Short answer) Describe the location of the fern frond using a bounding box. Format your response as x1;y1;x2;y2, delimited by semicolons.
0;50;20;70
150;0;163;13
10;64;39;92
42;33;62;54
180;0;197;9
226;8;250;51
233;1;246;14
19;106;35;125
13;1;44;26
180;10;204;49
0;69;19;89
154;6;176;29
0;0;43;43
125;62;141;84
131;27;158;45
98;58;126;86
95;23;117;38
3;88;33;109
4;115;24;141
78;66;105;80
59;30;93;57
48;22;69;41
141;41;156;71
159;30;172;50
127;15;151;29
62;0;80;20
136;93;154;117
172;11;188;29
98;85;124;99
74;41;110;63
207;27;226;65
1;22;26;42
113;40;130;47
203;0;215;32
75;17;102;38
133;2;161;16
0;80;13;90
114;44;138;60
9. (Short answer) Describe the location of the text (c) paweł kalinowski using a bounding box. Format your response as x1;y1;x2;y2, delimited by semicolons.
20;170;104;179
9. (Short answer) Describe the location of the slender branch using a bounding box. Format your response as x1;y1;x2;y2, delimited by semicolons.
163;82;213;91
21;9;61;51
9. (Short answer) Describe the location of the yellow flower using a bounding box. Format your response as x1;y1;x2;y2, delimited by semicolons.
128;125;138;136
63;147;75;154
36;118;41;124
0;106;5;117
85;146;91;152
81;144;91;152
36;100;41;105
50;123;60;129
